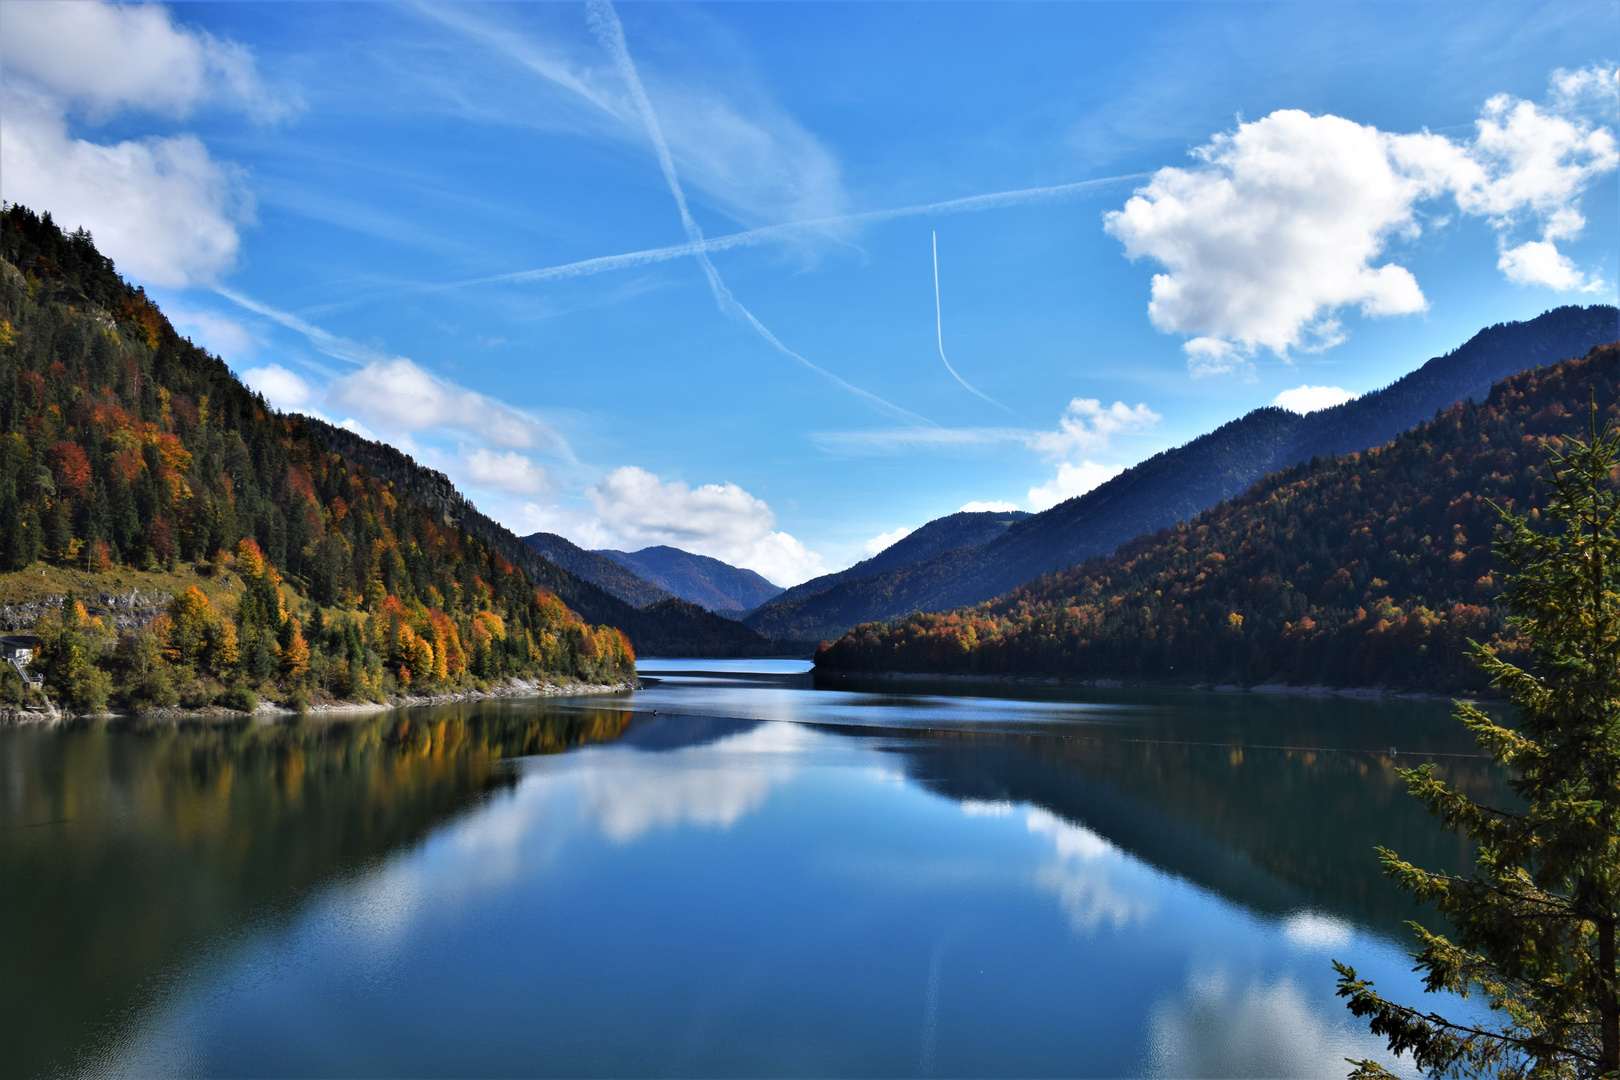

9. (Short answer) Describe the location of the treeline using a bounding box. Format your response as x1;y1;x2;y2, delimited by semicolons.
0;204;633;712
816;345;1620;693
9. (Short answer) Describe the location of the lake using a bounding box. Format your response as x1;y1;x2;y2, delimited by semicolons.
1;660;1505;1078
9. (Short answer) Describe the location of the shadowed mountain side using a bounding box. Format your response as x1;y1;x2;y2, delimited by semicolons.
596;545;783;614
752;306;1618;644
311;425;774;658
816;345;1620;691
521;532;672;609
744;510;1029;638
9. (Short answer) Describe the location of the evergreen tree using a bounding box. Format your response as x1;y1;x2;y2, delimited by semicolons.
1334;405;1620;1077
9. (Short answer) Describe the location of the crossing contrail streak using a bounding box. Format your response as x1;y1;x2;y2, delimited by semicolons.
932;232;1020;417
584;0;930;426
295;175;1149;320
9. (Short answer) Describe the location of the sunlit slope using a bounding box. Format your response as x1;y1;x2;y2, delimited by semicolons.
760;307;1618;645
0;205;767;660
816;344;1619;692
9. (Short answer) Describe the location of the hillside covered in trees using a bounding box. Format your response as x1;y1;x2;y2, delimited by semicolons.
816;345;1619;693
763;307;1617;644
0;206;654;712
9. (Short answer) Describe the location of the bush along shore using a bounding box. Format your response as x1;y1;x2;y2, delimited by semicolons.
1;538;637;721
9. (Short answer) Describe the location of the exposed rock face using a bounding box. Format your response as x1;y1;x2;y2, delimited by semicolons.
0;589;171;633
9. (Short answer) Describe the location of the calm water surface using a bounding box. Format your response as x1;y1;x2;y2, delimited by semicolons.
1;661;1508;1078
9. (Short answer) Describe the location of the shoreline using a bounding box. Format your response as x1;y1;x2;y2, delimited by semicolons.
0;676;638;725
812;667;1495;703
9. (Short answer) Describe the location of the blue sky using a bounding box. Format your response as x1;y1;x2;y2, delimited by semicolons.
2;2;1616;584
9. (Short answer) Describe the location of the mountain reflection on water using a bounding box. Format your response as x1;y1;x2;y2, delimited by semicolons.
1;665;1502;1078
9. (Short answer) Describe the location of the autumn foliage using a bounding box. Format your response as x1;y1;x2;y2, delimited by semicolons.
817;345;1619;693
0;205;633;712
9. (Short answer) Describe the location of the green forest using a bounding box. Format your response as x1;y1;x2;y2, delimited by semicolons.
816;344;1620;693
0;205;635;714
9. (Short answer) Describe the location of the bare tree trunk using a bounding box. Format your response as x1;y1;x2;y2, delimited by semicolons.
1602;917;1619;1073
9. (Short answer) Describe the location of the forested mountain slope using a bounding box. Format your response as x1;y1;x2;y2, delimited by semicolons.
596;545;782;614
744;509;1028;639
767;307;1617;643
816;344;1620;692
520;531;672;609
306;427;771;655
0;207;762;718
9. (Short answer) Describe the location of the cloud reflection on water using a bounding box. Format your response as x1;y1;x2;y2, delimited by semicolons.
1025;807;1160;933
1145;967;1409;1078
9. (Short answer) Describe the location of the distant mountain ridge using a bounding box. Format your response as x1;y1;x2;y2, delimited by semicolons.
521;531;673;609
313;429;776;657
748;305;1619;644
815;343;1620;691
596;546;783;614
744;510;1028;640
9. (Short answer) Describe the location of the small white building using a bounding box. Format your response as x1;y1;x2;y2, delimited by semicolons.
0;635;42;665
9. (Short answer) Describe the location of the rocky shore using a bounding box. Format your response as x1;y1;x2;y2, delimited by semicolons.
0;675;639;725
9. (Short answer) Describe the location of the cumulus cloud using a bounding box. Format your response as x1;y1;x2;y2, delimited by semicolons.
1027;399;1160;459
1028;461;1124;512
862;526;912;557
458;448;552;496
585;466;823;585
327;359;562;451
241;364;315;411
1272;384;1358;414
960;500;1021;513
1107;69;1619;371
1;99;250;289
0;1;284;289
0;0;284;119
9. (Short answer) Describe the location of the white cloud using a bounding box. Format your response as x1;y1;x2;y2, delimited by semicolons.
241;364;314;411
585;466;823;585
458;448;552;496
0;0;283;119
960;500;1021;513
813;427;1026;455
0;1;285;290
1107;72;1619;369
1272;385;1358;414
1497;238;1592;291
862;526;911;558
171;309;255;360
1027;399;1160;459
338;417;377;441
0;98;250;289
1028;461;1124;512
326;359;561;451
1105;110;1432;364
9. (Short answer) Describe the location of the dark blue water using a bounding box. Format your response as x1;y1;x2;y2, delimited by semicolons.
2;661;1503;1077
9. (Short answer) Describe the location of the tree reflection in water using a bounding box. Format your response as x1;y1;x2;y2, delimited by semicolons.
0;704;632;1080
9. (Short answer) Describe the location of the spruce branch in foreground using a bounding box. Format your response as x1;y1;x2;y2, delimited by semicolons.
1336;401;1620;1080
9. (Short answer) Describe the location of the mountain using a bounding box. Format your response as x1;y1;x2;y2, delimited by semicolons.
595;546;782;614
301;427;773;658
521;531;672;609
0;206;769;718
744;509;1028;640
816;343;1620;692
758;306;1618;644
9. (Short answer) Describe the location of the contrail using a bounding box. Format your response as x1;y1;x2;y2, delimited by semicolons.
583;0;930;426
932;231;1019;417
